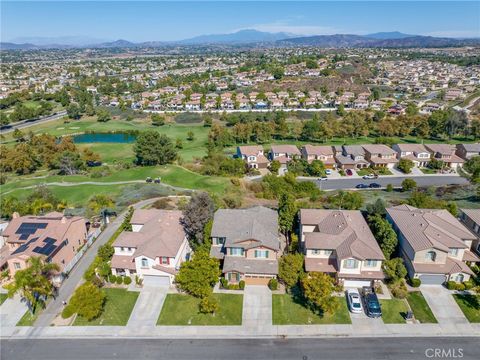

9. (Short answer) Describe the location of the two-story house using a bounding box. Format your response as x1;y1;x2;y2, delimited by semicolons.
300;145;336;169
236;145;269;169
299;209;385;288
110;209;191;286
386;205;479;285
456;143;480;160
269;145;301;166
459;209;480;255
210;206;281;285
392;143;431;168
362;144;398;169
425;144;465;169
335;145;369;170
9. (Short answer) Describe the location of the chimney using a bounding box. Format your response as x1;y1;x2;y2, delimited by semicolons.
12;212;20;219
61;216;67;224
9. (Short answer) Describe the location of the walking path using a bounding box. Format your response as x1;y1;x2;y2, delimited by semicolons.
127;286;169;327
420;286;469;325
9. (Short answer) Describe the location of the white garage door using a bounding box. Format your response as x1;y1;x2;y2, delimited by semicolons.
419;274;445;285
143;275;170;286
343;280;372;288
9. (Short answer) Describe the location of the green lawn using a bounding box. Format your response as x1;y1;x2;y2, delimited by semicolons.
73;288;139;326
0;293;8;305
420;168;437;174
157;293;243;325
406;292;437;323
17;307;42;326
272;294;351;325
379;299;410;324
453;294;480;323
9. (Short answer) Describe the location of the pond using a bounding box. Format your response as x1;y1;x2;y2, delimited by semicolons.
72;133;136;143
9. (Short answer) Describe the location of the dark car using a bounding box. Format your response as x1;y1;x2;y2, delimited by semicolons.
346;169;353;176
356;184;368;189
369;183;381;188
362;287;382;318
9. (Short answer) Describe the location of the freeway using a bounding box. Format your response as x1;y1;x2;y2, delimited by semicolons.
309;175;469;191
0;111;67;134
1;337;478;360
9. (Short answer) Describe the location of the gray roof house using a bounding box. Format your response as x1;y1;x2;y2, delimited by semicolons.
210;206;281;285
460;209;480;255
456;143;480;160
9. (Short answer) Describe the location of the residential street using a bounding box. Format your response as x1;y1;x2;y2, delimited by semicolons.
1;337;478;360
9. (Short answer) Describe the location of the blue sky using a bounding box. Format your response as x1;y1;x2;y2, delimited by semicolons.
2;1;480;42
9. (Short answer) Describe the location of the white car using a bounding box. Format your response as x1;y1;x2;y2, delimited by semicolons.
362;174;376;180
347;289;363;314
325;169;332;175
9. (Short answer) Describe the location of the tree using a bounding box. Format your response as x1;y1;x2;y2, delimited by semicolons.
464;156;480;183
365;198;387;217
98;244;114;262
383;258;407;284
67;282;106;320
327;191;363;210
368;214;398;260
181;192;215;245
269;160;281;174
278;192;297;235
278;253;304;289
151;113;165;126
175;250;220;298
397;158;414;174
96;108;111;122
6;257;60;314
134;131;177;166
428;158;444;170
187;131;195;141
12;128;25;142
66;103;81;120
87;194;114;215
307;160;326;177
301;272;341;314
54;151;84;175
199;295;219;314
401;178;417;192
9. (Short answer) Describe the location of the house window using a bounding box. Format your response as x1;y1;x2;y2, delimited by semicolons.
454;274;464;283
254;250;269;259
449;248;459;257
160;257;169;264
227;272;240;282
344;259;358;269
365;260;377;267
128;247;132;251
141;258;148;268
230;248;244;256
13;262;21;270
425;251;437;262
121;247;125;251
213;237;225;246
312;249;321;255
322;250;333;256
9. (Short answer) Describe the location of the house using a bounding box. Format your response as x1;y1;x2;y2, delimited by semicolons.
335;145;369;170
362;144;398;169
236;145;269;169
110;209;191;286
2;212;87;282
300;145;336;169
392;144;431;167
386;205;479;284
299;209;385;288
210;206;281;285
269;145;301;166
459;209;480;255
456;143;480;160
424;144;465;169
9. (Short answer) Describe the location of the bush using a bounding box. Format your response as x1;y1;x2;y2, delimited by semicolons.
455;283;466;291
268;278;278;291
61;305;75;319
123;276;132;285
116;276;124;285
199;295;219;314
446;281;456;290
463;280;474;290
386;184;393;192
409;278;421;288
220;277;228;289
238;280;245;290
90;275;104;288
135;275;143;286
109;274;117;284
390;280;408;299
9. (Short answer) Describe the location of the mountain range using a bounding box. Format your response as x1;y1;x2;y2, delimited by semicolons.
2;30;479;50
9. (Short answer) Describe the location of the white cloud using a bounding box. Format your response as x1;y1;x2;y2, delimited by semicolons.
424;30;480;38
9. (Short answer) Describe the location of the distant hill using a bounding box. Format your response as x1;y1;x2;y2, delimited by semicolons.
179;29;295;44
365;31;415;39
1;42;39;50
9;36;109;46
95;39;138;48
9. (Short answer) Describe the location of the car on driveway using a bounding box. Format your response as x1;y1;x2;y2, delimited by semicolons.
362;287;382;318
346;169;353;176
369;183;381;188
325;169;332;175
346;289;363;314
356;184;369;189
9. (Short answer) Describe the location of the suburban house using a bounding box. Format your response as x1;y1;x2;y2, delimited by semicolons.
335;145;369;170
210;206;281;285
424;144;465;169
236;145;269;169
2;212;88;282
300;145;336;169
392;143;431;167
299;209;385;288
269;145;301;166
386;205;479;284
362;144;398;169
459;209;480;255
456;143;480;160
110;209;191;286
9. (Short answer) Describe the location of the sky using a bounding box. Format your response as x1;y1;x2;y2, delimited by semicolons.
2;1;480;43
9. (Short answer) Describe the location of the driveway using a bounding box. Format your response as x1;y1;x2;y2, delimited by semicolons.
127;285;169;327
242;285;272;329
0;294;29;327
420;285;468;325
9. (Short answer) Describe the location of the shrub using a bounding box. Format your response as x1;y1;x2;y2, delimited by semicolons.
116;276;124;285
238;280;245;290
386;184;393;192
123;276;132;285
61;305;75;319
390;280;408;299
268;278;278;291
199;295;219;314
220;277;228;289
446;281;456;290
90;275;104;288
455;283;466;291
463;280;474;290
135;275;143;286
409;278;421;288
230;178;240;186
109;274;117;284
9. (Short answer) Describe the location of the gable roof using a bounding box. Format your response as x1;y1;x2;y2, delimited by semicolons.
461;208;480;225
270;145;301;155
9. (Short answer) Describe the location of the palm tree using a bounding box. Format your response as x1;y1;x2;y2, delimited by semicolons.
6;257;60;314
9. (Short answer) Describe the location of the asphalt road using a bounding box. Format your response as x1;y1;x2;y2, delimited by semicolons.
311;175;468;191
1;337;478;360
0;111;67;134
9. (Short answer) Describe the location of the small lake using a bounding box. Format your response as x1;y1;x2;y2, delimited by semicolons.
72;133;136;144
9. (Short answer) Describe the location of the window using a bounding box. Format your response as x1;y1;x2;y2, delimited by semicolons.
344;259;358;269
455;274;464;283
214;237;225;246
365;260;377;267
141;258;148;267
13;262;21;270
322;250;333;256
449;248;459;257
255;250;269;259
160;257;169;264
128;247;132;251
228;272;240;282
121;247;125;251
312;249;321;255
425;251;437;262
230;248;244;256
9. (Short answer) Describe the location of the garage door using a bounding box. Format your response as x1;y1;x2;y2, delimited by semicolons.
244;275;273;285
419;274;445;285
143;275;170;286
343;280;372;288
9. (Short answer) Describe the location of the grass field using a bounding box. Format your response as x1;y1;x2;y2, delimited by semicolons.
453;294;480;323
73;288;139;326
0;293;8;305
157;293;243;325
406;292;437;323
379;299;410;324
17;307;42;326
272;294;351;325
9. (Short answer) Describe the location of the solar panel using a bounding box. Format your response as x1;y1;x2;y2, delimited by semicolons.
11;237;38;255
15;222;48;238
32;237;58;256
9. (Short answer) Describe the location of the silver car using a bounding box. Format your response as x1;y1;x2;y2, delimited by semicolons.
347;289;363;314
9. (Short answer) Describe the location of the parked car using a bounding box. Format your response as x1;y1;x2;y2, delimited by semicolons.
346;289;363;314
319;176;328;181
362;287;382;318
325;169;332;175
362;174;375;179
346;169;353;176
356;184;368;189
369;183;381;188
146;177;153;183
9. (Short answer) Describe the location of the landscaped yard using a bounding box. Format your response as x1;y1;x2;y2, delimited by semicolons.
17;308;42;326
0;293;7;305
272;294;351;325
379;299;410;324
406;292;437;323
73;288;139;326
453;294;480;323
157;293;243;325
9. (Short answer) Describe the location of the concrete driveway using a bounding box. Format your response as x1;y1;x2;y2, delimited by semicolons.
0;294;29;327
242;285;272;329
127;285;169;327
420;285;468;325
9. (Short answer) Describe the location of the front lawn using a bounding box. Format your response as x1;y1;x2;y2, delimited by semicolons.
420;167;437;174
73;288;139;326
0;293;7;305
157;293;243;325
17;308;42;326
453;294;480;323
272;294;351;325
406;292;437;323
379;299;410;324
